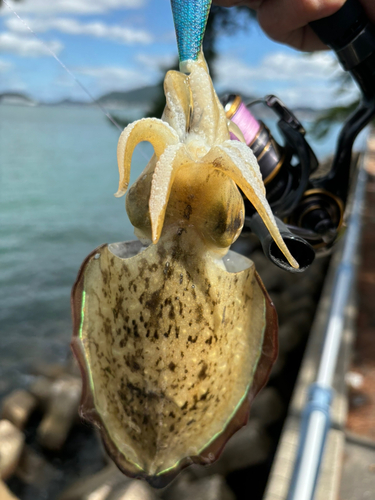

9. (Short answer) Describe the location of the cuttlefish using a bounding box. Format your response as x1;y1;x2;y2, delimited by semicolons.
71;53;298;487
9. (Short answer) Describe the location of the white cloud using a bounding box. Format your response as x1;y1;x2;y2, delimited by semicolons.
1;0;146;15
0;58;12;71
0;58;26;91
214;51;359;108
75;65;154;93
215;52;339;89
6;16;153;45
256;52;338;81
136;52;176;70
0;32;63;57
276;84;359;108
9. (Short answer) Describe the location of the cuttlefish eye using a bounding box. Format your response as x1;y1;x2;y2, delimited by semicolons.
197;170;244;249
125;169;153;240
203;199;244;248
125;160;244;250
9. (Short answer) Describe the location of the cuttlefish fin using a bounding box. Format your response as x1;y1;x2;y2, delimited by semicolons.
204;141;299;269
116;118;180;197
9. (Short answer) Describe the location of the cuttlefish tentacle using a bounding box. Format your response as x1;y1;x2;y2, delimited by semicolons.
115;118;180;197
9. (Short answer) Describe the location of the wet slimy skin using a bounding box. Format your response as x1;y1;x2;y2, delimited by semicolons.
71;53;293;487
116;54;298;269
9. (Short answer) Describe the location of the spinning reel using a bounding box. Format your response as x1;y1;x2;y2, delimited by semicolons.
222;0;375;273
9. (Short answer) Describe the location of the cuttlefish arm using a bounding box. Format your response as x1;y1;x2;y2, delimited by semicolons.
116;119;180;197
114;52;298;269
203;142;298;269
149;143;190;243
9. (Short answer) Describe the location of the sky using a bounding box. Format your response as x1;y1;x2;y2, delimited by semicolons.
0;0;360;108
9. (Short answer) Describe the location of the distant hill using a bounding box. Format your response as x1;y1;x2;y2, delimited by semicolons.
49;98;88;106
97;85;161;108
0;92;37;106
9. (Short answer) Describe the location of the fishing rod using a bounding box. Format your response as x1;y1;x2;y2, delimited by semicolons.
221;0;375;273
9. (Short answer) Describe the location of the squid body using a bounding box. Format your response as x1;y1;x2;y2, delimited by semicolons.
71;53;297;487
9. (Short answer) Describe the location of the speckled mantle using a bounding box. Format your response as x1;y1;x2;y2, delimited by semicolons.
71;238;277;487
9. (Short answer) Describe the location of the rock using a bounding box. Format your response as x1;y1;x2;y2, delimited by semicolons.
282;276;321;301
270;293;316;326
250;388;284;426
269;353;286;380
164;473;235;500
1;390;38;430
278;323;301;353
249;250;269;275
0;419;25;480
213;419;271;474
277;310;314;357
67;357;81;378
95;428;113;463
231;235;260;260
0;479;20;500
190;419;271;478
256;266;286;292
267;292;286;322
37;375;81;450
109;480;158;500
281;296;316;319
31;363;68;380
15;445;60;486
289;310;315;331
32;359;81;379
346;371;364;390
29;376;54;408
58;463;129;500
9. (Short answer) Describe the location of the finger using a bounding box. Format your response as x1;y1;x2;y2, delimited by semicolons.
358;0;375;24
257;0;346;50
271;24;329;51
213;0;375;51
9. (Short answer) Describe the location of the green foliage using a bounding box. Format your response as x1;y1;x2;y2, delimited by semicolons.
310;57;361;139
310;100;359;139
203;6;255;78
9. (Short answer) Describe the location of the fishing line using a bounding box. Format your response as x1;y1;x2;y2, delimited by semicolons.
2;0;152;163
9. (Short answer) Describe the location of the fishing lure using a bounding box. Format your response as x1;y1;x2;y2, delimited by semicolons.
71;0;298;488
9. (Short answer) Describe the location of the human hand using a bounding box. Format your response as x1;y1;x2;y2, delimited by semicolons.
213;0;375;51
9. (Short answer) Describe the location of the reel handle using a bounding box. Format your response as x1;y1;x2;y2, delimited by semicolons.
310;0;375;101
310;0;368;52
309;0;375;204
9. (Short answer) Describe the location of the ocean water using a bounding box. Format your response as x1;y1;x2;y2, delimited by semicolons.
0;105;152;393
0;104;367;394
